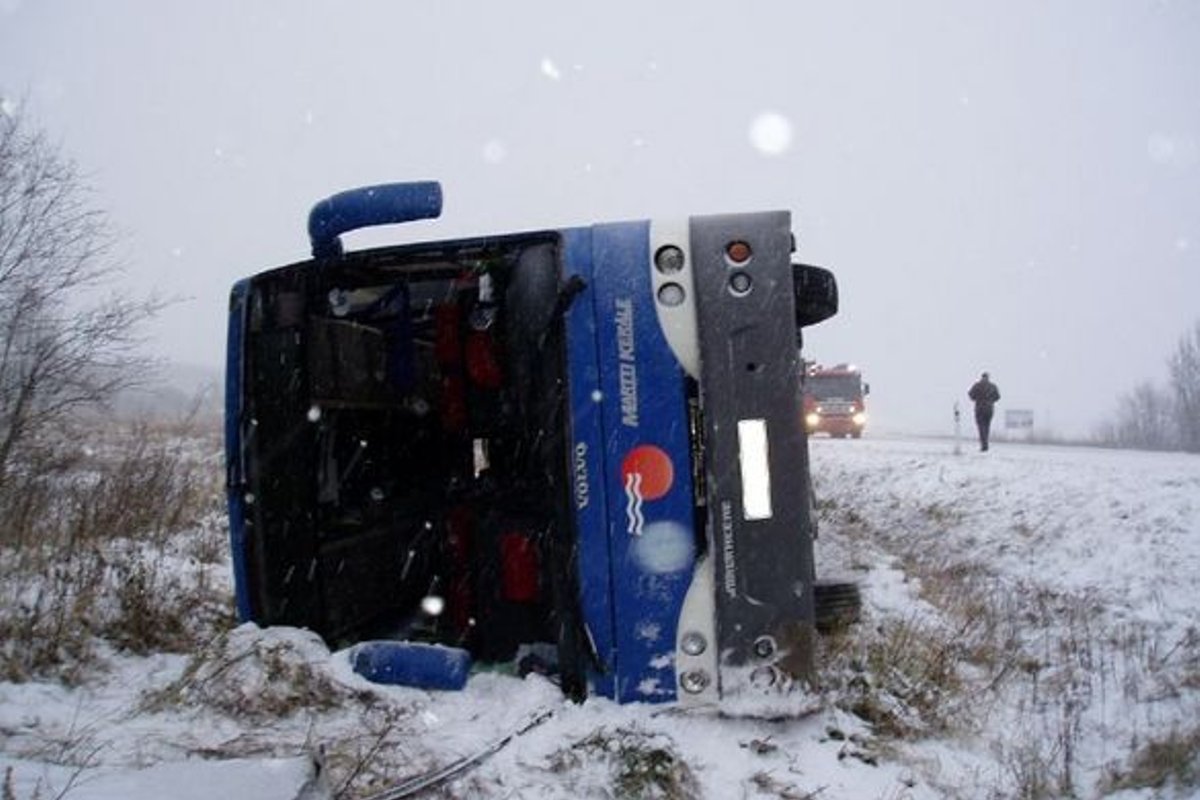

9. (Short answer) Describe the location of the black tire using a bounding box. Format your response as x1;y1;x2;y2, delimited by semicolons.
814;579;861;634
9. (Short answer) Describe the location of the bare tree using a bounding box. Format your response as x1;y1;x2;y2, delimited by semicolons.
1098;381;1176;451
1168;321;1200;453
0;102;159;489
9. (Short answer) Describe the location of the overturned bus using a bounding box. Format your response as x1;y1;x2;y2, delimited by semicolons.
225;181;842;714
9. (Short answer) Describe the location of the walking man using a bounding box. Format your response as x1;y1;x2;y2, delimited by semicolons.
968;372;1001;451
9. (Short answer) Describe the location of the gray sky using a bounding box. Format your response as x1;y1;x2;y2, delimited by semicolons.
2;1;1198;437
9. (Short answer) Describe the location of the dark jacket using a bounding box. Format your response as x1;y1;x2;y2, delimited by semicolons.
968;378;1000;410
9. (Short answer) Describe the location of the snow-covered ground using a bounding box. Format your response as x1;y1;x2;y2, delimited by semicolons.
810;436;1200;799
2;435;1198;799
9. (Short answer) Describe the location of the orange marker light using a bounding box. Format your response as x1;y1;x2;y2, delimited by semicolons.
726;240;752;264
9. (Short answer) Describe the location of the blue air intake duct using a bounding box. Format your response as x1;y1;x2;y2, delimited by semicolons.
307;181;443;258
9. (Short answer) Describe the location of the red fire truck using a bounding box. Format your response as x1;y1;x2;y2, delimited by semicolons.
803;363;869;438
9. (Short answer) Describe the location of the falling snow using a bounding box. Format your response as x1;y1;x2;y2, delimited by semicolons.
539;57;561;81
748;111;794;156
481;138;507;164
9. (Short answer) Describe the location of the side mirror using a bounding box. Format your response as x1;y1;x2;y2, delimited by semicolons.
792;263;838;328
864;383;871;396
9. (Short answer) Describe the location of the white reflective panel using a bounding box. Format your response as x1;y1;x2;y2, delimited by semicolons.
737;419;773;520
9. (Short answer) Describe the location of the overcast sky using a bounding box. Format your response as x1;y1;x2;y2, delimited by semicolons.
2;1;1197;437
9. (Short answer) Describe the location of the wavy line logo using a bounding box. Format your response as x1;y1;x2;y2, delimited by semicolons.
624;472;645;536
621;445;674;536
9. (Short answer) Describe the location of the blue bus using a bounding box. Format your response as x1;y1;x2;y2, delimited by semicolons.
225;181;842;712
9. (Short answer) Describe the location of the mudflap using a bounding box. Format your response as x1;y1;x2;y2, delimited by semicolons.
685;212;818;713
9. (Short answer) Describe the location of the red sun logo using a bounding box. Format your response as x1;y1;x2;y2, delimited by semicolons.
621;445;674;501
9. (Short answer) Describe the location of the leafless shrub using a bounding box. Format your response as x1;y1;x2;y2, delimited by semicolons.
908;558;1024;681
65;424;221;546
548;726;699;800
0;702;109;800
1;766;45;800
181;510;230;565
901;551;1105;788
748;770;825;799
864;619;964;735
0;547;107;684
144;626;373;721
0;421;231;682
818;616;965;739
105;552;233;655
321;706;426;800
1;417;222;549
1103;725;1200;793
917;501;964;527
1001;738;1063;800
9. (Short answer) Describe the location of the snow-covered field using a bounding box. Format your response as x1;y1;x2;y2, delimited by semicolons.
2;435;1198;799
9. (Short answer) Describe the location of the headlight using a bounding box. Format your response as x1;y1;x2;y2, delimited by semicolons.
680;631;707;656
679;670;711;694
805;412;821;428
852;413;867;426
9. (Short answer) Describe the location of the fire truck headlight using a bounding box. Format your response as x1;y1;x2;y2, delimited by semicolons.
805;412;820;428
852;413;867;426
